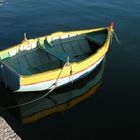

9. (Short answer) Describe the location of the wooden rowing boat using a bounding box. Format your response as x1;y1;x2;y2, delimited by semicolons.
0;23;113;92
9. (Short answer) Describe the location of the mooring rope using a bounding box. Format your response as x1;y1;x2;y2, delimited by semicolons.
54;57;71;86
112;29;121;45
0;85;57;110
0;59;73;110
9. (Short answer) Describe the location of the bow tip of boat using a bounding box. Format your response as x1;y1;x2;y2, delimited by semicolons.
109;22;114;28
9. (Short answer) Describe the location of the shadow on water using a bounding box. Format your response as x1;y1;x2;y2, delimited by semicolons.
0;58;106;124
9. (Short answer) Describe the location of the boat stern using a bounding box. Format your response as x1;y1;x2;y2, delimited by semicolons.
0;61;20;92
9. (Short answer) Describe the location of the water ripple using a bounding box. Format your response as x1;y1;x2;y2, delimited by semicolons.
0;0;9;7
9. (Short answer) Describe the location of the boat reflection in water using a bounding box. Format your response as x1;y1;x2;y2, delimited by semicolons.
0;58;106;124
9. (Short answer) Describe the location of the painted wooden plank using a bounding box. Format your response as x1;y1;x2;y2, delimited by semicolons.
43;47;78;62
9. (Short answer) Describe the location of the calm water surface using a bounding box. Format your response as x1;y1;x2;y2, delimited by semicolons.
0;0;140;139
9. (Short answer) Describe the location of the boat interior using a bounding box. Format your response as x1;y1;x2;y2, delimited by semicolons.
1;29;107;75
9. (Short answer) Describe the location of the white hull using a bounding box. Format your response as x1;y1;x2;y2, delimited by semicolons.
16;56;104;92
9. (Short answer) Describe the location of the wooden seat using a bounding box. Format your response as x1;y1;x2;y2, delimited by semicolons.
38;39;79;63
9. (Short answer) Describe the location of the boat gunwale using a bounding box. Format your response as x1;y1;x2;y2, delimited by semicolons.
0;27;107;56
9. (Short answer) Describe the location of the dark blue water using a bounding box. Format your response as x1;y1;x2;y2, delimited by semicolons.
0;0;140;139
